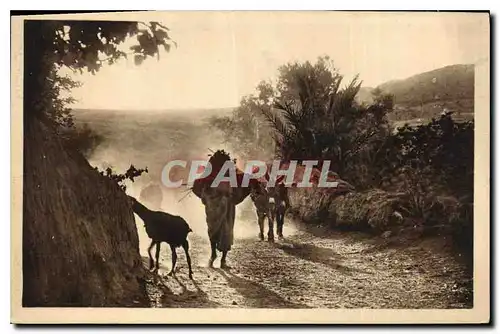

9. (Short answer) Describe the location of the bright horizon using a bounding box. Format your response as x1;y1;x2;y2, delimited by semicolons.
61;11;488;111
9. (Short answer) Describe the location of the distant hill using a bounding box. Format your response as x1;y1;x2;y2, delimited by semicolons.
356;64;474;125
72;107;234;124
378;64;474;106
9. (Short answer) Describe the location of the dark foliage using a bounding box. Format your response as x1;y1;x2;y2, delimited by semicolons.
94;165;149;191
60;123;104;159
386;112;474;200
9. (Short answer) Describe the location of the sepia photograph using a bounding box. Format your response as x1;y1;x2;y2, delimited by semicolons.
10;10;490;324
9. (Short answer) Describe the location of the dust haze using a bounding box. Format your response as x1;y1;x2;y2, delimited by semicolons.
73;108;285;259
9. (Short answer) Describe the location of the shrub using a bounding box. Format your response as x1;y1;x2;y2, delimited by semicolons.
94;164;149;191
291;183;472;250
330;189;406;231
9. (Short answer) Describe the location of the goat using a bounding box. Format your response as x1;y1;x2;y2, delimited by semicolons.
127;195;193;279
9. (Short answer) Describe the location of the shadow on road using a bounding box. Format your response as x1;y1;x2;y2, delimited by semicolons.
275;241;365;275
288;219;371;242
142;256;221;308
157;274;221;308
214;268;310;308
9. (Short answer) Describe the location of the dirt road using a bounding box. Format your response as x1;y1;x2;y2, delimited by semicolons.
141;216;472;309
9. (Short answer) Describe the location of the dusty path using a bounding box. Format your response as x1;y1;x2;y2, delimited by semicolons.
142;218;472;309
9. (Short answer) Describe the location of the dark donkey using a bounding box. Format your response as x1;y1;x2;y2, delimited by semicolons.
128;196;194;279
250;182;291;241
250;182;276;242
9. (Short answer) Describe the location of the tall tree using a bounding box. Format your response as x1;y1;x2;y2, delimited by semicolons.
24;19;174;127
208;80;276;162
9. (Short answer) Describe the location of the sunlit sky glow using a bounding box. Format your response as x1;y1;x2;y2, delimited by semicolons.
60;11;488;111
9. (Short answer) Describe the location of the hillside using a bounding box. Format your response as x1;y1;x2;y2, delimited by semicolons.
23;116;148;306
356;64;474;124
378;64;474;106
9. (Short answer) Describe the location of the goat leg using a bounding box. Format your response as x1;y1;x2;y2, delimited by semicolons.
147;240;156;271
183;241;193;279
168;245;177;276
154;242;161;272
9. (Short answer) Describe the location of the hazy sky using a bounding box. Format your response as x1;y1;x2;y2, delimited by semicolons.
62;11;489;110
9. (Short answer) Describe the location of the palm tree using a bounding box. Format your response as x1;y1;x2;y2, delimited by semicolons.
260;68;365;176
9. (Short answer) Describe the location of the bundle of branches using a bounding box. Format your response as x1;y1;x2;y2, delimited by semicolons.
208;149;235;173
190;149;262;204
